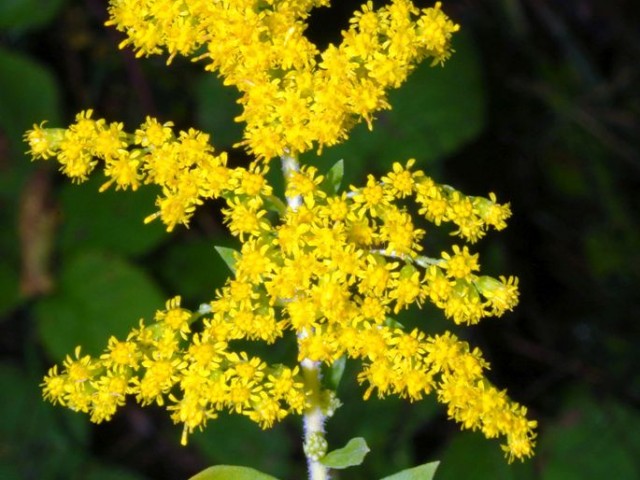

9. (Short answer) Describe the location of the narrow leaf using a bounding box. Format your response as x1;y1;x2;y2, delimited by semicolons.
322;159;344;194
380;461;440;480
324;355;347;391
264;195;287;215
384;317;405;330
189;465;279;480
215;246;239;275
319;437;369;469
36;251;164;359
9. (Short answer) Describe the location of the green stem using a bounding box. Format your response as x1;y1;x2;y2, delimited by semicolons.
281;152;330;480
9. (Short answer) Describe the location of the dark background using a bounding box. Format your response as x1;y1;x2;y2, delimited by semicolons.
1;0;640;478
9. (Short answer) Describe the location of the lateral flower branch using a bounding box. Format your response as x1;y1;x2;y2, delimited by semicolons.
26;0;536;470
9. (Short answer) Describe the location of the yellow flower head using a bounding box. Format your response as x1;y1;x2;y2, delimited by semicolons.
104;0;459;160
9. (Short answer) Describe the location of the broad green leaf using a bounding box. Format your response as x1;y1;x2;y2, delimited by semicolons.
0;365;89;479
59;177;166;257
36;251;164;359
0;465;20;479
0;47;61;196
540;392;640;480
380;461;440;480
323;355;347;391
0;48;62;315
192;414;293;479
189;465;279;480
437;431;533;480
320;437;370;469
215;246;239;275
0;0;67;31
321;159;345;194
0;47;60;140
195;74;243;148
156;237;233;303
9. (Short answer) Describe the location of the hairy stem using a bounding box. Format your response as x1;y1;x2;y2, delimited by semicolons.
301;358;329;480
281;152;330;480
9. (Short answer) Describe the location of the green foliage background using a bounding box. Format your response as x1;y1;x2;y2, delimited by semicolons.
1;0;639;478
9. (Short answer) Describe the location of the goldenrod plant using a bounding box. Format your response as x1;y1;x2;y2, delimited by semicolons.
26;1;536;478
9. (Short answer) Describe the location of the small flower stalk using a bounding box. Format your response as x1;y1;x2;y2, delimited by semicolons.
27;0;536;475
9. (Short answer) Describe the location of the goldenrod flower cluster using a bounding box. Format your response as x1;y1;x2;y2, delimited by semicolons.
107;0;459;159
27;112;237;231
27;0;536;463
42;298;307;445
30;113;534;459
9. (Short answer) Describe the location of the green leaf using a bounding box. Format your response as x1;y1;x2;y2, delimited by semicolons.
215;246;239;275
323;355;347;391
195;74;243;148
0;48;61;315
0;364;90;479
156;237;233;303
436;431;533;480
0;0;67;32
59;177;166;257
384;317;405;330
36;251;164;359
0;47;61;196
263;194;287;215
320;437;370;469
189;465;280;480
192;414;294;479
380;461;440;480
321;159;344;194
539;392;640;480
0;46;61;143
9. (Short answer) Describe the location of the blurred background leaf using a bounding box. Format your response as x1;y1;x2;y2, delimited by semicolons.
0;45;62;317
191;415;294;480
0;0;68;33
539;392;640;480
58;177;166;257
36;251;164;359
0;46;61;177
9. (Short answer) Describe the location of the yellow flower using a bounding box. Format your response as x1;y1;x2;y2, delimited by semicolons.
285;166;325;207
155;296;191;331
41;366;67;405
63;346;96;383
89;374;129;423
222;197;271;240
382;159;417;198
379;206;424;257
476;275;520;316
25;122;64;159
101;337;140;372
390;267;424;312
442;245;479;279
134;117;175;147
